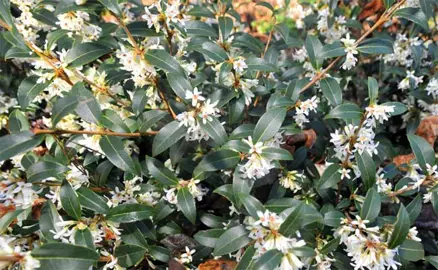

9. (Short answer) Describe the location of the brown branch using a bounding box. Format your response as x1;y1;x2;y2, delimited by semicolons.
33;128;158;137
299;0;406;94
342;111;369;167
389;177;427;197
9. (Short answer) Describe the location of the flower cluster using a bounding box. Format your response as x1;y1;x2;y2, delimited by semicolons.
245;210;308;268
177;88;221;142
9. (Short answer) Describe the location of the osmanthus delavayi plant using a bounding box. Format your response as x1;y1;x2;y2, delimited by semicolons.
0;0;438;269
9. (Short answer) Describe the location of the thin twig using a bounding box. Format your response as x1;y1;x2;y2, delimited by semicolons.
52;135;88;175
115;16;142;55
389;177;428;197
154;79;177;119
33;128;158;137
299;0;407;94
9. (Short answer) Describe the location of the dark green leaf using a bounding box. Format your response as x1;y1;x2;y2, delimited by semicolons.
357;38;393;54
8;110;30;133
246;58;277;72
139;110;168;133
406;195;422;225
235;246;256;270
145;156;179;185
97;0;122;16
17;76;51;109
152;121;187;156
60;180;82;220
388;204;410;248
177;187;196;224
321;41;346;58
115;245;146;267
27;161;69;183
360;188;381;222
167;73;192;100
368;77;379;104
106;203;155;223
384;102;407;116
65;42;111;68
318;164;342;189
193;41;228;62
325;103;363;120
0;131;44;162
200;117;227;146
320;77;343;106
72;83;102;124
253;107;287;142
399;240;424;262
193;149;240;179
32;243;99;270
194;229;225;248
279;202;305;236
74;228;94;249
395;8;429;31
324;210;344;227
0;209;24;233
52;95;78;126
213;225;251;256
305;35;323;69
77;187;109;214
145;49;185;75
101;109;130;133
252;249;282;270
355;151;376;190
407;134;435;173
240;194;265;219
100;136;138;174
185;21;218;38
39;201;62;242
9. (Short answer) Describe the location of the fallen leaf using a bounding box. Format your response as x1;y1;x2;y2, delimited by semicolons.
358;0;384;21
198;260;237;270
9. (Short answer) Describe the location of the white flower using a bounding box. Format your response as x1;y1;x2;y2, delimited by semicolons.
366;104;395;124
142;6;160;31
398;70;423;90
177;246;196;264
341;52;358;70
426;163;438;176
339;168;351;180
294;96;319;127
241;154;274;180
242;136;265;155
233;58;247;74
351;216;369;230
279;244;306;270
279;171;304;192
426;78;438;99
185;87;205;107
164;188;178;204
408;227;421;242
264;233;290;252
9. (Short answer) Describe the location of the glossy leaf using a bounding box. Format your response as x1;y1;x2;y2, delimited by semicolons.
65;42;111;68
32;243;99;270
60;180;82;220
213;225;251;256
253;107;287;143
360;188;381;222
152;121;187;156
388;205;410;248
100;136;138;174
106;203;154;223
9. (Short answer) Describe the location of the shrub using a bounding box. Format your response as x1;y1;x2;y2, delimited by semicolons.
0;0;437;269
